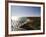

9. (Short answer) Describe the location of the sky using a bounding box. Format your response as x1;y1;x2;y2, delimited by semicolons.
11;6;41;17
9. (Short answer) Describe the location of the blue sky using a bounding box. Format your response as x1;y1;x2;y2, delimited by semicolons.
11;6;41;17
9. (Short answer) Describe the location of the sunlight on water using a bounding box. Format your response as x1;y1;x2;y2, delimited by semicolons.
12;16;19;21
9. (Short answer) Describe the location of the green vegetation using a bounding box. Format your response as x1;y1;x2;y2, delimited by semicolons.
20;17;40;30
